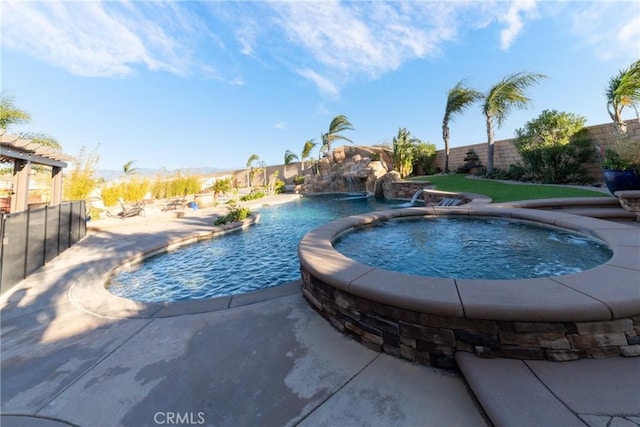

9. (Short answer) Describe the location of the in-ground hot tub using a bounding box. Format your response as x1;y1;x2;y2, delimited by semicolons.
298;205;640;369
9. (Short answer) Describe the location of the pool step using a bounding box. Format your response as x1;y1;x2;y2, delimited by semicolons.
456;352;640;427
555;206;637;219
498;197;637;221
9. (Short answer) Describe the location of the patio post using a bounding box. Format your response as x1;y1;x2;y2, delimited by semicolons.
10;159;30;213
51;166;63;206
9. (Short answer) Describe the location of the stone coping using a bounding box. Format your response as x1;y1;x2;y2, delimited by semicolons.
298;205;640;322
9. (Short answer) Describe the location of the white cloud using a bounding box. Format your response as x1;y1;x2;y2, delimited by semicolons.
569;2;640;61
616;15;640;53
3;0;635;96
1;1;217;77
274;121;287;130
268;1;461;94
2;1;191;77
297;69;339;97
499;0;538;50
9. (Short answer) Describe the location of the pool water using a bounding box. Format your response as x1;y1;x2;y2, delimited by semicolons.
334;217;613;280
109;194;397;302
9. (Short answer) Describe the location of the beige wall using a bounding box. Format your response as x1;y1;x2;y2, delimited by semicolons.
210;119;639;187
434;119;640;180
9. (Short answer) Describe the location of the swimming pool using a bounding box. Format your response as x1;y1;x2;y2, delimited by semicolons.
108;194;400;302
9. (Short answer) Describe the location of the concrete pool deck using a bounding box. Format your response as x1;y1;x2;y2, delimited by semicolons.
1;194;639;426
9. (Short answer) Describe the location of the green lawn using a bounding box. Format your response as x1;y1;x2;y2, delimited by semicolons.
409;174;610;203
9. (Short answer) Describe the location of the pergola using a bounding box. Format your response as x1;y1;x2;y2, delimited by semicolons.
0;130;72;213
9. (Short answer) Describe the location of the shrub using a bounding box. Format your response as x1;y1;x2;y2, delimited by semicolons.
101;185;120;207
412;141;438;175
88;206;102;221
514;110;594;184
64;146;99;202
100;178;150;205
206;178;232;202
150;174;200;199
214;200;252;225
506;163;528;180
293;175;305;185
240;191;265;201
274;179;285;194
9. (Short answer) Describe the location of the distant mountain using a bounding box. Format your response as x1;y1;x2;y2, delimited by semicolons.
96;166;235;181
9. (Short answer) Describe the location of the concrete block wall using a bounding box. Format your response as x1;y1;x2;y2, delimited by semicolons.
434;119;640;180
208;119;639;187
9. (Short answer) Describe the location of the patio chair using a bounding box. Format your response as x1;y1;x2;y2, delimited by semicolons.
107;199;145;219
162;196;186;211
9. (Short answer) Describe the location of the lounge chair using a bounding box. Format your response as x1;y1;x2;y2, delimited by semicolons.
162;196;186;211
107;199;145;219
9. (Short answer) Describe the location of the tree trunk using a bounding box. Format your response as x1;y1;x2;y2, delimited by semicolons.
443;124;450;173
486;115;495;175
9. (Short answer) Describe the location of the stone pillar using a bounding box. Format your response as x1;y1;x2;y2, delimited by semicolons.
11;159;30;213
51;166;63;206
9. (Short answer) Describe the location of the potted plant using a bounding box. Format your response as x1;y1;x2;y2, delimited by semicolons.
601;59;640;194
598;139;640;194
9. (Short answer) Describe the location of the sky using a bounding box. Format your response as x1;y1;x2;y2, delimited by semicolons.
2;1;639;172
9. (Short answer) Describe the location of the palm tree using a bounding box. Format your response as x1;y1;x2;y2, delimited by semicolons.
212;178;232;203
442;80;483;173
0;92;61;150
320;115;354;157
605;59;640;133
122;160;137;175
284;149;299;172
482;71;546;174
0;91;31;129
301;139;317;170
392;127;419;178
246;154;259;189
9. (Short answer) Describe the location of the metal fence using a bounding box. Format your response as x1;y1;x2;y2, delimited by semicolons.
0;200;86;293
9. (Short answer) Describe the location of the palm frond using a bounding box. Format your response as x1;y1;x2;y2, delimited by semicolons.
0;91;31;129
18;131;62;150
483;71;546;128
284;149;299;165
246;154;259;168
301;139;317;159
444;80;483;123
606;59;640;126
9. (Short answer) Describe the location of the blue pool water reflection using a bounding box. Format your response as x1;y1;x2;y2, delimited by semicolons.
109;195;612;302
334;217;612;280
109;194;396;302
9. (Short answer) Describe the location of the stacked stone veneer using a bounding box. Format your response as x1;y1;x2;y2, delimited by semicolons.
390;181;434;199
616;190;640;220
301;275;640;369
298;208;640;369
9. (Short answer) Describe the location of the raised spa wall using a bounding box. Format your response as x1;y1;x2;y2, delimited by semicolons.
298;206;640;369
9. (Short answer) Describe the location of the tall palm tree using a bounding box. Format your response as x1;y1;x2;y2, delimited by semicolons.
301;139;317;170
246;154;259;189
442;80;483;173
284;149;299;172
320;115;354;157
605;59;640;133
483;71;546;174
